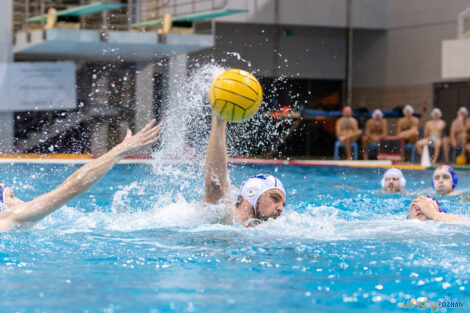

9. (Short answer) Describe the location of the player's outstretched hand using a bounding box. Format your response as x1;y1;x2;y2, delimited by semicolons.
116;119;162;156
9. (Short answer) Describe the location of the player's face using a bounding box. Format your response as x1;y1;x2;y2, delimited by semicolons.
408;200;432;221
433;173;453;194
3;188;24;208
383;175;401;193
342;108;352;117
432;112;441;120
256;189;285;221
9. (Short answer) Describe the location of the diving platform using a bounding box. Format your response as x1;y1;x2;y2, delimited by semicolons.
131;9;248;28
26;2;126;23
13;28;214;61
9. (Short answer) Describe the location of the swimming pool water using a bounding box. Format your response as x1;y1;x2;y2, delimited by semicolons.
1;163;469;312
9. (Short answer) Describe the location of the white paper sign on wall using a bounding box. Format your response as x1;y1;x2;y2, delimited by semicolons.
0;62;76;112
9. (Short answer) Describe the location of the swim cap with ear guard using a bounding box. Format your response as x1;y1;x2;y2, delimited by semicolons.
403;105;414;114
372;109;383;118
240;174;286;217
432;165;458;189
381;168;406;188
431;108;442;118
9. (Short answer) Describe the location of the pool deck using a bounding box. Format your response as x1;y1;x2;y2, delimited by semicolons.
0;153;469;170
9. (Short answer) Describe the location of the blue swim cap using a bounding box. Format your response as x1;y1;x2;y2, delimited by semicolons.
432;166;458;189
426;196;447;213
0;182;8;212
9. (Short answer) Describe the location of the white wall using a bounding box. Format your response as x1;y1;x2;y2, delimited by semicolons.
0;0;14;153
190;23;346;79
353;0;470;87
216;0;388;30
0;0;12;62
442;38;470;79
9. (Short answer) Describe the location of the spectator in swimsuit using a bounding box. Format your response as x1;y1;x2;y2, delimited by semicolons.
335;106;362;160
362;109;388;160
397;105;419;144
443;107;468;163
416;108;446;165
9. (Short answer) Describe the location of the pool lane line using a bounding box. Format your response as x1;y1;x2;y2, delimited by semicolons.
0;154;469;170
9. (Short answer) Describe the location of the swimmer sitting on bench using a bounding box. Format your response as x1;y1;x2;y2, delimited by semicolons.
408;196;463;222
416;108;446;165
204;114;286;227
0;120;162;232
381;168;406;193
335;106;362;160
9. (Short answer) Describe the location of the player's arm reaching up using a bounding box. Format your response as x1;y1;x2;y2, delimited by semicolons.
203;113;233;206
0;120;162;232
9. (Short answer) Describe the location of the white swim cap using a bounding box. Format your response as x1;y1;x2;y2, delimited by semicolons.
431;108;442;118
372;109;383;118
458;107;468;115
381;168;406;188
240;174;286;215
403;105;414;114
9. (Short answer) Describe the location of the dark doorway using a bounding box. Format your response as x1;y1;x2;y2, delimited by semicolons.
434;80;470;132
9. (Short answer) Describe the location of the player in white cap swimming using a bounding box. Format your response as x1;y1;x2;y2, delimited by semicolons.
0;120;162;232
416;108;446;165
203;114;286;227
381;168;406;193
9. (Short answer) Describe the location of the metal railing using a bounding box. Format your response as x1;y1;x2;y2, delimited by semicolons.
14;0;227;34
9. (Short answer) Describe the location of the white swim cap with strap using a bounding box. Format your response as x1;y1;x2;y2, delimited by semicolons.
372;109;383;118
381;168;406;188
431;108;442;118
403;105;414;114
240;174;286;216
458;107;468;115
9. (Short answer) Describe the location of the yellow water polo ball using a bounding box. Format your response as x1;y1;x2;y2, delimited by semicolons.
209;69;263;122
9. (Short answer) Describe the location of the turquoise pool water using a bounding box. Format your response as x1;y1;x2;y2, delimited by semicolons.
1;163;469;312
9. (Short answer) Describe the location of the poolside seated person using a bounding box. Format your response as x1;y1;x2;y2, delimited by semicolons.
397;105;419;144
432;165;461;196
443;107;468;163
362;109;388;160
466;114;470;154
0;120;162;232
416;108;446;165
335;106;362;160
204;113;286;227
381;168;406;193
408;196;463;222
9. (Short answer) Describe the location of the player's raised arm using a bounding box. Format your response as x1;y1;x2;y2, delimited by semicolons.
203;113;232;205
0;120;162;231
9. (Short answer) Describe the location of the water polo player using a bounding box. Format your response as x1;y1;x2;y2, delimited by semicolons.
203;114;286;227
0;120;162;232
432;165;460;196
408;196;463;222
381;168;406;193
